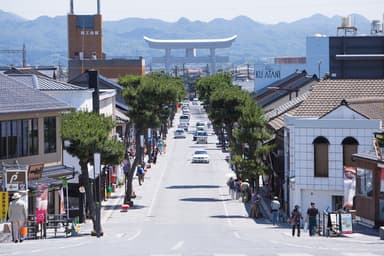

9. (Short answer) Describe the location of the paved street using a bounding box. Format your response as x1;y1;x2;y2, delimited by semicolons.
0;104;382;256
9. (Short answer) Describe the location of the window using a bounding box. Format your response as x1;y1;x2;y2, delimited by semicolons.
313;136;329;177
342;137;358;167
0;118;38;159
356;168;373;197
44;117;57;154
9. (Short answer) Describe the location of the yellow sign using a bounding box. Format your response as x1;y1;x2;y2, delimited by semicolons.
0;192;9;221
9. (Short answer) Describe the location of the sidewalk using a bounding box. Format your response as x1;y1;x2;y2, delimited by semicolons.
0;184;126;243
253;187;380;239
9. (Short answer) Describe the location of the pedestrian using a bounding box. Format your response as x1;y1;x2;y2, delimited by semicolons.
290;205;303;237
157;139;163;154
226;177;235;199
136;165;145;185
163;140;167;154
234;179;241;200
271;196;281;225
250;193;261;218
240;179;250;202
307;202;319;236
8;192;27;243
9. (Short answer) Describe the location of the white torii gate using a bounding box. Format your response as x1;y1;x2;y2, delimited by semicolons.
144;35;237;74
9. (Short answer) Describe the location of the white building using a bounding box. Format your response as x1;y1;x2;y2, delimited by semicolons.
283;79;384;213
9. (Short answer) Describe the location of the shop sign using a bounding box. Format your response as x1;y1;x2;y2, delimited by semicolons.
5;169;27;192
28;163;44;180
0;192;9;221
340;213;353;234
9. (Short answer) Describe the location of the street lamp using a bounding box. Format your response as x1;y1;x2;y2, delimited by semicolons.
93;152;102;238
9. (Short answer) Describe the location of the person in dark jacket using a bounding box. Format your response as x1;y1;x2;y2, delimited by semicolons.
291;205;303;237
307;202;319;236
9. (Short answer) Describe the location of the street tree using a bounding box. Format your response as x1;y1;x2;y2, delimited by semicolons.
195;72;232;109
61;110;125;234
208;86;249;148
231;99;273;192
119;73;185;205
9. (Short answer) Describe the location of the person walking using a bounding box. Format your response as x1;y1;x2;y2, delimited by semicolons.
226;177;235;199
307;202;319;236
8;192;27;243
240;179;251;202
290;205;303;237
136;165;145;185
271;196;281;225
250;193;261;218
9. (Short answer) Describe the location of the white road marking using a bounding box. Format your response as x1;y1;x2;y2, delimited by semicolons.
146;145;170;218
220;187;233;227
277;254;313;256
170;240;184;250
127;229;142;241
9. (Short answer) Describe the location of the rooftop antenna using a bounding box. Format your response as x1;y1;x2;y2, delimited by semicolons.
97;0;100;14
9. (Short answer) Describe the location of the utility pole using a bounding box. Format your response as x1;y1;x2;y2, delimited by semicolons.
0;44;27;67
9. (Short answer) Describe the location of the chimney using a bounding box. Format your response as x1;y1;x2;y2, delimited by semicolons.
88;70;100;114
70;0;74;14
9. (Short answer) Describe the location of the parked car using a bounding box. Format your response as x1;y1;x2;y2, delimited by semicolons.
192;150;210;163
174;128;186;139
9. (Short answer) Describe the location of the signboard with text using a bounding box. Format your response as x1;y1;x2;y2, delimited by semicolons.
0;192;9;221
5;169;27;192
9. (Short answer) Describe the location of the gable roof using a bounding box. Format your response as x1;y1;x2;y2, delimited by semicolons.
265;92;310;131
7;74;90;91
69;71;128;111
254;70;318;108
0;73;72;114
346;97;384;122
294;79;384;117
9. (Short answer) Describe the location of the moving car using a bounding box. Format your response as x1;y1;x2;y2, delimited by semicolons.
178;122;189;131
191;150;210;163
179;114;190;123
196;130;208;144
174;128;186;139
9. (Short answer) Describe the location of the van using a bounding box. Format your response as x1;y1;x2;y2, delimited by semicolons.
196;131;208;144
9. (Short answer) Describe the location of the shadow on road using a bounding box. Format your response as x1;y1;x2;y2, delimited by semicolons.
180;197;231;202
210;215;249;219
166;185;221;189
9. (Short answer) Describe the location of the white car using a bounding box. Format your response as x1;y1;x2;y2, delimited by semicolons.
196;130;208;144
192;150;210;163
178;122;189;131
174;129;186;139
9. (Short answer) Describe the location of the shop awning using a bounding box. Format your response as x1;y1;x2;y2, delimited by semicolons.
29;177;63;191
42;165;76;179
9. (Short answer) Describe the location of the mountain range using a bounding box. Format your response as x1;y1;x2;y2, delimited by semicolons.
0;10;376;67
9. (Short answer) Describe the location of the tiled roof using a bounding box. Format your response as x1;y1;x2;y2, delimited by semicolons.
346;97;384;122
294;79;384;117
265;92;310;131
8;74;89;91
0;74;72;114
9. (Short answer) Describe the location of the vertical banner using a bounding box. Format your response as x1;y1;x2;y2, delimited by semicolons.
0;192;9;222
36;184;48;224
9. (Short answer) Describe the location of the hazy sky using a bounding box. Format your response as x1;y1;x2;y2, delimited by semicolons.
1;0;384;24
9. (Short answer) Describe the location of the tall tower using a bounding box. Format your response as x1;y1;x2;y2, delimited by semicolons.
67;0;104;60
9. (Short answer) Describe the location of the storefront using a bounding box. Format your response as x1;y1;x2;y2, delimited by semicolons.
352;152;384;227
